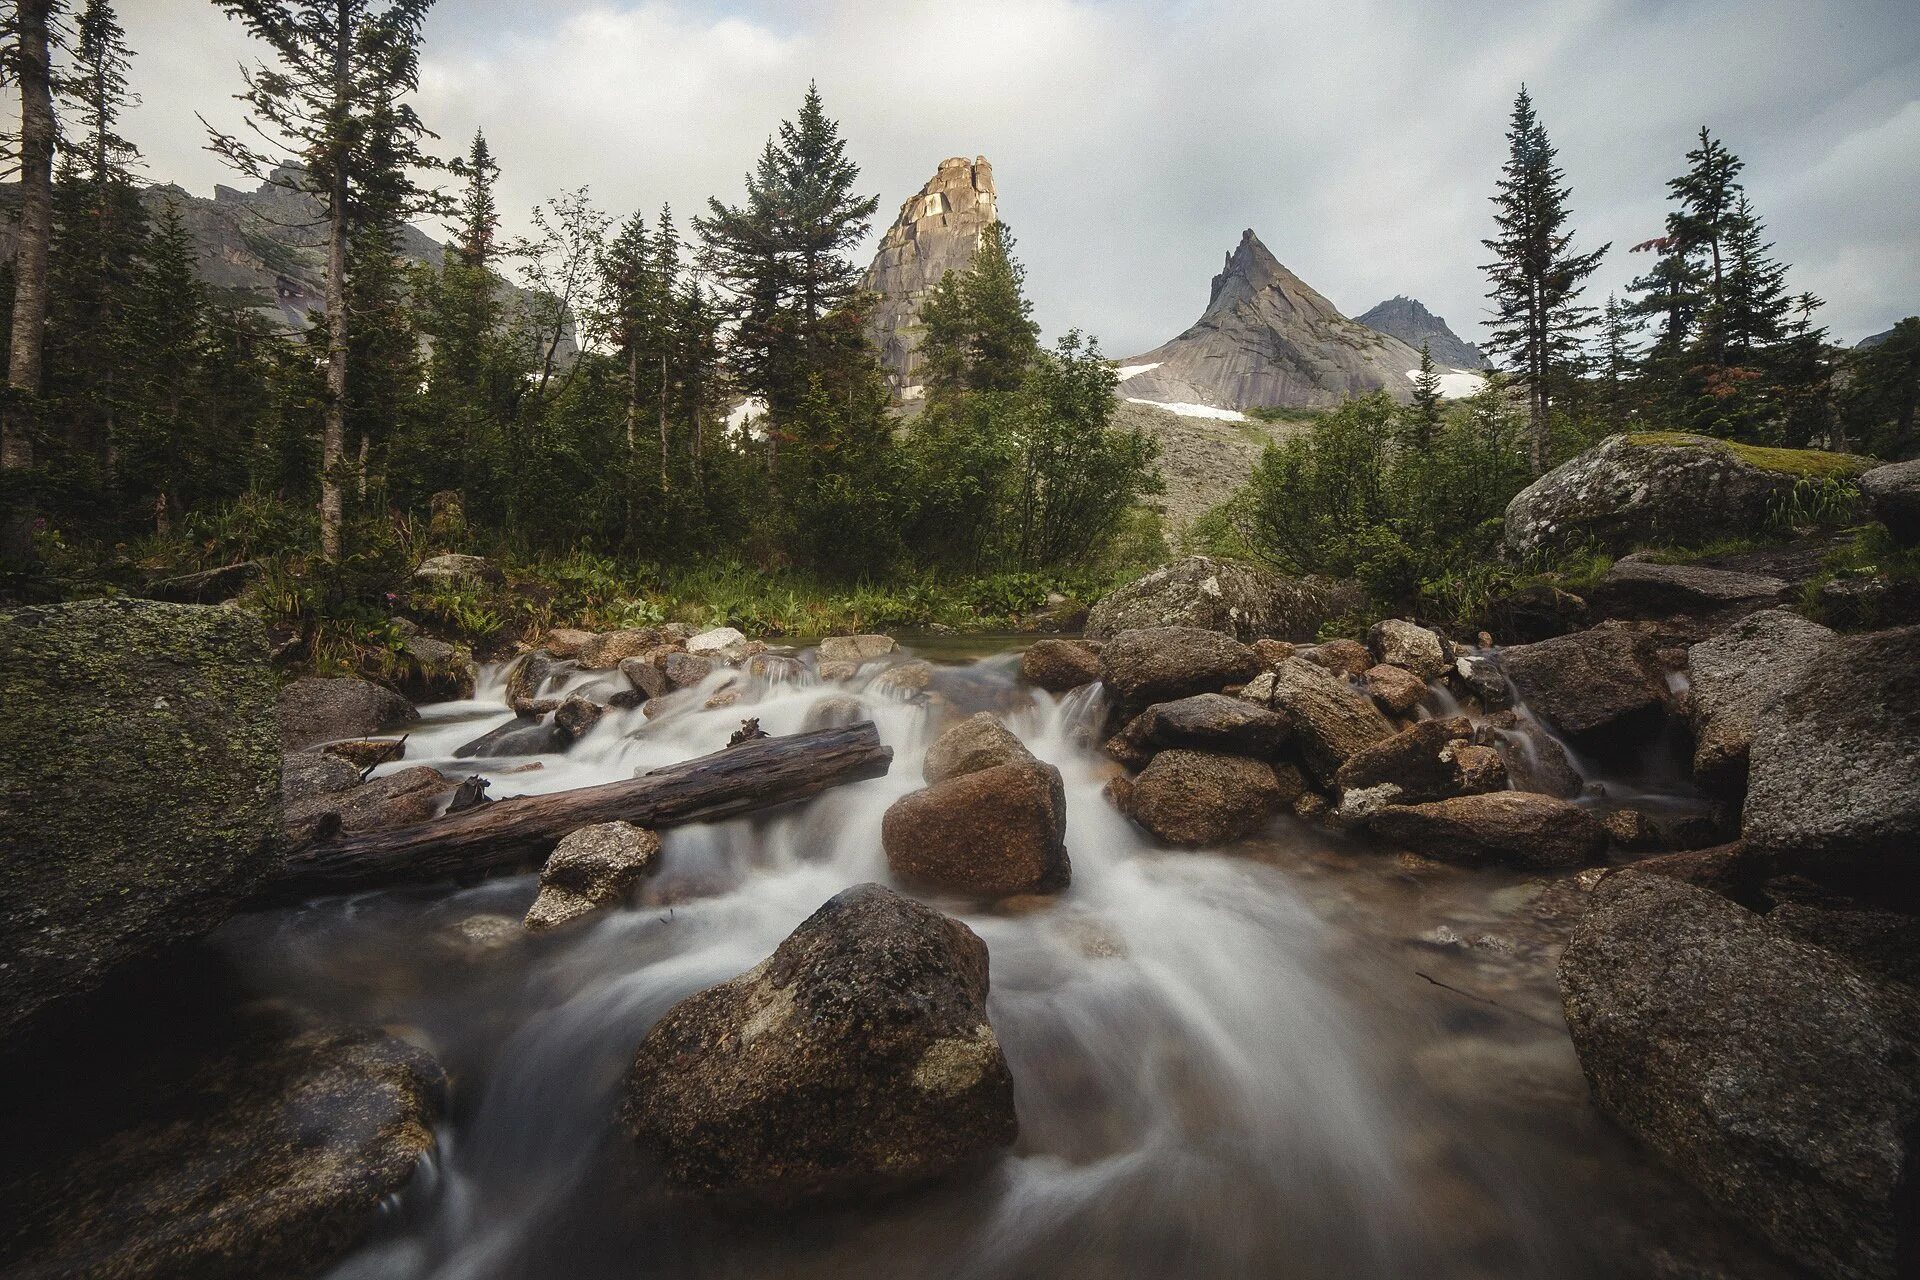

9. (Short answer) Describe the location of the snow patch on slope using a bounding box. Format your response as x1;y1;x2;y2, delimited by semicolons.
1405;368;1488;400
1113;362;1162;382
1126;397;1249;422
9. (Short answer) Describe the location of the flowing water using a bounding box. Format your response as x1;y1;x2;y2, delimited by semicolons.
216;644;1786;1280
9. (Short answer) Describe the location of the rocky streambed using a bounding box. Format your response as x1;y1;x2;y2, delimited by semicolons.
4;507;1917;1278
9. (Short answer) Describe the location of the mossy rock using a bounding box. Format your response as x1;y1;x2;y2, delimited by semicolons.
1506;433;1871;559
0;599;281;1039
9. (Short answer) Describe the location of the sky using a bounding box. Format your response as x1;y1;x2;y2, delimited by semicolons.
114;0;1920;354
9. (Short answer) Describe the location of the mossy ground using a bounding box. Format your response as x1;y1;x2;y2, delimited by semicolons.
1621;431;1874;479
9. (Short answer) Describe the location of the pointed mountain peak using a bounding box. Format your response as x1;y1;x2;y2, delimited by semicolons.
1355;295;1489;370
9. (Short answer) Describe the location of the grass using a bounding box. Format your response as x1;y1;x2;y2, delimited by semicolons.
1622;431;1874;478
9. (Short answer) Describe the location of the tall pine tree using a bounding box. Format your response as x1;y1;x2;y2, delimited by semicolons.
1481;86;1608;473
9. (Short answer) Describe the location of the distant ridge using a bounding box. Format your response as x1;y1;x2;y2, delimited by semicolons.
1356;295;1488;370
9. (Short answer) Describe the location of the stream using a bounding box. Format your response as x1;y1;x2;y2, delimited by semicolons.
217;642;1785;1280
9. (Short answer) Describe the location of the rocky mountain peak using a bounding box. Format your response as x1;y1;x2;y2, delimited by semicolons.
1355;295;1489;370
860;156;998;400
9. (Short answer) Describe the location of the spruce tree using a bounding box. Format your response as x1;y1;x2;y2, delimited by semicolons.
453;129;499;268
1480;86;1609;473
1400;342;1444;451
919;219;1040;397
1667;128;1744;331
206;0;442;560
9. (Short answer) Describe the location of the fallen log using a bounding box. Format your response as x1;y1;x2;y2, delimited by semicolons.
270;722;893;900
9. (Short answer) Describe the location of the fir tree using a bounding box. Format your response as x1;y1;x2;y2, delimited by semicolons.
206;0;442;560
919;219;1040;397
1705;194;1789;366
453;129;499;268
1841;317;1918;458
1480;86;1609;474
1770;293;1834;449
1667;128;1744;325
1399;341;1444;451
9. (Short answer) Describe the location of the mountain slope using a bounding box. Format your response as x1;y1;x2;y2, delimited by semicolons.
859;156;998;400
1356;295;1488;370
1118;230;1426;410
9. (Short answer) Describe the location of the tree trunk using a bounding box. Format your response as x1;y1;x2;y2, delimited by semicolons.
1;0;56;566
319;1;352;562
625;343;638;456
270;722;893;899
658;349;670;491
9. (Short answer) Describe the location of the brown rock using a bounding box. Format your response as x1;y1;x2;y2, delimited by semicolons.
552;695;605;743
924;712;1035;785
1499;624;1671;751
883;762;1069;896
1298;638;1371;677
1127;750;1298;847
1366;618;1451;680
1334;716;1502;813
525;822;661;931
320;738;406;771
1019;638;1102;692
1098;626;1261;706
1251;638;1295;669
662;651;716;690
1362;663;1427;715
621;883;1017;1204
579;627;680;670
278;676;418;751
542;627;594;658
1106;693;1290;769
1365;791;1608;868
816;634;896;667
1262;657;1394;785
618;654;670;701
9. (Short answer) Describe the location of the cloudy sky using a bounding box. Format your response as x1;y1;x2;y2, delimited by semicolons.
119;0;1919;353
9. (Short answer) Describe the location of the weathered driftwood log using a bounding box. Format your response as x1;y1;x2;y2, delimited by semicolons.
271;722;892;899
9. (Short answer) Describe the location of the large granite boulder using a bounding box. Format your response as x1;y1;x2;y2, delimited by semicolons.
883;761;1069;897
0;1019;444;1280
1250;656;1393;785
0;601;281;1039
1498;625;1670;751
1503;432;1870;558
1366;618;1451;681
1686;609;1835;796
621;884;1017;1204
1018;638;1102;693
1560;871;1920;1280
279;676;418;750
1364;792;1608;869
1590;556;1788;624
1743;625;1920;887
922;713;1035;785
1098;625;1260;707
1122;749;1300;846
1104;693;1290;769
1085;556;1362;643
1859;458;1920;546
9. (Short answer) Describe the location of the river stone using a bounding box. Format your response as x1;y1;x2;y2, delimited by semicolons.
1503;432;1870;558
1257;656;1394;785
924;712;1035;784
284;765;459;843
1560;871;1920;1280
1476;711;1584;799
1590;556;1788;627
1334;716;1503;815
579;627;679;671
1106;693;1291;769
1860;458;1920;546
1498;625;1670;751
621;883;1017;1204
504;649;561;715
685;626;748;659
0;600;281;1040
1364;791;1608;869
1685;609;1835;796
1362;663;1428;716
1098;625;1260;707
883;762;1069;896
816;634;896;667
1125;749;1300;847
1084;555;1364;643
1743;625;1920;888
1367;618;1451;680
800;695;868;733
1297;638;1372;677
1485;583;1590;644
278;676;418;750
0;1020;444;1280
525;822;661;931
618;654;669;702
1019;638;1102;692
542;627;594;659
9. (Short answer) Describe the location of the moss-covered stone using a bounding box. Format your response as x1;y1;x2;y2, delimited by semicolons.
0;599;281;1038
1622;431;1874;479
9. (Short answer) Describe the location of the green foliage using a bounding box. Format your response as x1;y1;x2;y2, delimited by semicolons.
919;220;1040;397
1842;317;1919;458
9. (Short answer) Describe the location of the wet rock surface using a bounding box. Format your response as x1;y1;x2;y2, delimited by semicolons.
1335;716;1505;813
621;883;1017;1205
1255;656;1394;784
526;822;661;931
1498;625;1670;752
0;600;281;1039
923;712;1036;784
279;675;419;750
883;761;1070;896
1018;638;1103;692
1685;608;1835;796
1365;792;1609;869
1106;692;1291;769
1098;625;1261;706
1561;871;1920;1280
1124;749;1300;846
1591;556;1788;625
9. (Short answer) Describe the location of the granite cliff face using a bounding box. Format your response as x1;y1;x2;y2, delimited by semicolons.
859;156;998;399
1356;295;1488;370
1118;230;1426;411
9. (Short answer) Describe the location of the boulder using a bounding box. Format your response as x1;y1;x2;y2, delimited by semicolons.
1296;638;1372;677
923;713;1035;785
1251;638;1295;669
1503;432;1871;559
1590;556;1788;624
0;1021;444;1280
816;634;896;667
1560;871;1920;1280
1105;693;1291;769
455;715;564;758
0;601;281;1039
503;649;561;715
1125;750;1299;846
1743;625;1920;885
617;654;669;702
686;626;749;660
1084;555;1363;643
800;695;869;732
1098;626;1260;707
621;883;1017;1204
1498;625;1670;751
1451;652;1512;710
279;676;418;750
1362;663;1427;716
1365;792;1608;869
524;822;661;931
1334;716;1505;815
412;552;503;584
552;695;605;743
870;659;935;697
661;651;716;690
1476;712;1584;799
1484;583;1590;644
284;765;459;842
319;737;405;771
579;627;677;671
147;560;262;604
1685;609;1835;796
1257;657;1394;785
1019;638;1102;692
1859;457;1920;546
1366;618;1451;680
541;627;595;659
1766;896;1920;991
883;762;1069;896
